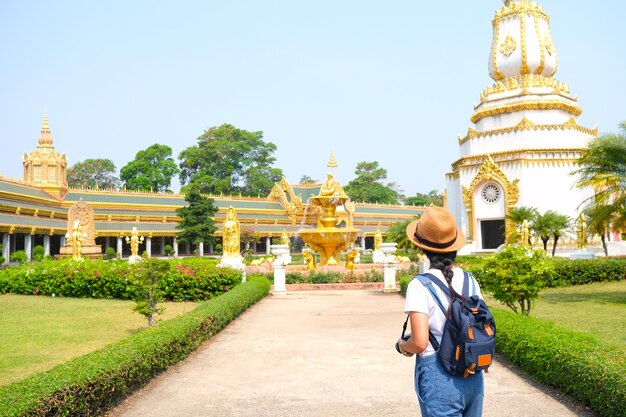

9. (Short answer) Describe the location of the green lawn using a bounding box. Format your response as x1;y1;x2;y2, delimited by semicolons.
489;280;626;349
0;295;196;386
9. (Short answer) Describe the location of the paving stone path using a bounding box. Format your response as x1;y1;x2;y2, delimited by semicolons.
107;290;592;417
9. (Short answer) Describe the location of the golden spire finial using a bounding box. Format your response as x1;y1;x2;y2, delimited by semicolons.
38;108;54;147
327;151;338;168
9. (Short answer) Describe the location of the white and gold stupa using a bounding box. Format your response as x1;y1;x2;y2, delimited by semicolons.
445;0;597;251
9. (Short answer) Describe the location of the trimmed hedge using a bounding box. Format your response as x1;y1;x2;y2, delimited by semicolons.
493;309;626;417
0;275;270;417
460;255;626;289
0;257;240;301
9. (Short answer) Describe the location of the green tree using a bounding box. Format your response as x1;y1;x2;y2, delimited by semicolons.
128;258;168;326
343;161;400;204
386;215;421;256
175;189;218;248
66;159;120;189
549;212;571;256
120;144;180;192
505;206;538;244
178;123;283;195
405;190;443;206
479;245;553;315
299;175;318;184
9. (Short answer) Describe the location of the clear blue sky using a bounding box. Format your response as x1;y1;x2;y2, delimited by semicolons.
1;1;624;197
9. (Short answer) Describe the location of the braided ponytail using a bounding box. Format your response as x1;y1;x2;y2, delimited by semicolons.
423;249;462;302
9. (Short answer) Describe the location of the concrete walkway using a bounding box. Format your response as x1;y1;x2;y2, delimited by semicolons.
107;291;592;417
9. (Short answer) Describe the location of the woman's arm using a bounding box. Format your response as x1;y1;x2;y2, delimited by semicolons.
398;312;430;356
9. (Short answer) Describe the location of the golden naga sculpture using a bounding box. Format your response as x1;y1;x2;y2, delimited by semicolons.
125;227;144;258
302;251;316;271
66;220;84;260
345;248;358;270
223;206;241;257
280;229;290;246
576;213;588;250
374;224;383;251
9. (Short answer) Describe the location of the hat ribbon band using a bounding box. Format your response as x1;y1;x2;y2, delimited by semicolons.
414;226;457;249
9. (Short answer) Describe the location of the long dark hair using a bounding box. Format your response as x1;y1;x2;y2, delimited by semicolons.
423;249;463;302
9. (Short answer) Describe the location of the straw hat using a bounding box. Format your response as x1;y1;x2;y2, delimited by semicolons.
405;207;466;253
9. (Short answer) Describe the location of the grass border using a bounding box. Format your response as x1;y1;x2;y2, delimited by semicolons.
0;275;270;417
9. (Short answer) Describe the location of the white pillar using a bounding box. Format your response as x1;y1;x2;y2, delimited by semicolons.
208;243;214;254
2;233;9;266
117;237;123;257
173;238;179;258
105;237;110;251
60;235;66;247
25;234;33;262
185;241;191;255
383;259;398;293
43;235;51;257
198;242;204;257
272;263;286;294
146;237;152;258
266;237;271;255
361;236;366;250
161;237;166;255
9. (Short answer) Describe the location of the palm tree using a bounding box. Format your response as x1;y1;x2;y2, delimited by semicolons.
549;212;571;256
574;122;626;240
531;210;570;255
531;212;553;253
506;206;538;244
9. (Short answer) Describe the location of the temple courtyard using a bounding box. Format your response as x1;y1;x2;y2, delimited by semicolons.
105;290;593;417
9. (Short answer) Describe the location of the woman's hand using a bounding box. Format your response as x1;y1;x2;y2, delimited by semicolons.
396;339;415;357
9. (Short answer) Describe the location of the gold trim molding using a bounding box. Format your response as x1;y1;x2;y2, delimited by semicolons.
481;75;570;102
462;155;519;243
495;2;549;25
458;117;598;144
452;148;587;172
471;100;582;124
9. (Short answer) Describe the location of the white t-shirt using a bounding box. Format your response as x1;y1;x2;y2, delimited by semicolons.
404;267;482;357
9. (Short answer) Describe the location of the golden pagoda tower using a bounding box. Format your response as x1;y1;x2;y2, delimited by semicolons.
23;110;68;198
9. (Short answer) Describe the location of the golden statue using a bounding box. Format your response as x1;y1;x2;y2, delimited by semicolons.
520;219;530;246
319;172;342;196
345;248;358;270
302;251;316;271
66;220;84;260
125;227;144;258
374;224;383;251
576;213;588;250
223;206;241;257
280;229;290;246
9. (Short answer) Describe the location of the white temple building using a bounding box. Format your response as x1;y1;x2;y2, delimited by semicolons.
445;0;597;252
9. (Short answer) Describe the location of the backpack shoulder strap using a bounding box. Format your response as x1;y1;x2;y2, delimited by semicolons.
413;274;443;352
416;274;447;315
462;271;470;298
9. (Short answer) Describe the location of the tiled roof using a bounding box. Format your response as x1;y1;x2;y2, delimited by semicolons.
96;222;179;232
0;213;66;228
0;198;66;214
64;191;184;206
0;179;59;201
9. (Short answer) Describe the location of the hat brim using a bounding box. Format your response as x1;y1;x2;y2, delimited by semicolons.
405;219;466;253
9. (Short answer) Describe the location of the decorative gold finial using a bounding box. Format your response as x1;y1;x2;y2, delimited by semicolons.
327;152;338;168
38;108;53;147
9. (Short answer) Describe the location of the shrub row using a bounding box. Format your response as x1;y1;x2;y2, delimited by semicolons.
0;257;240;301
459;255;626;288
493;308;626;417
0;275;271;417
285;269;384;284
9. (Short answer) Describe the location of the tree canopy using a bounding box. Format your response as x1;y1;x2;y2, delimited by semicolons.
66;158;120;189
175;189;218;245
343;161;400;204
178;123;283;196
404;190;443;206
299;175;318;184
120;144;180;192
